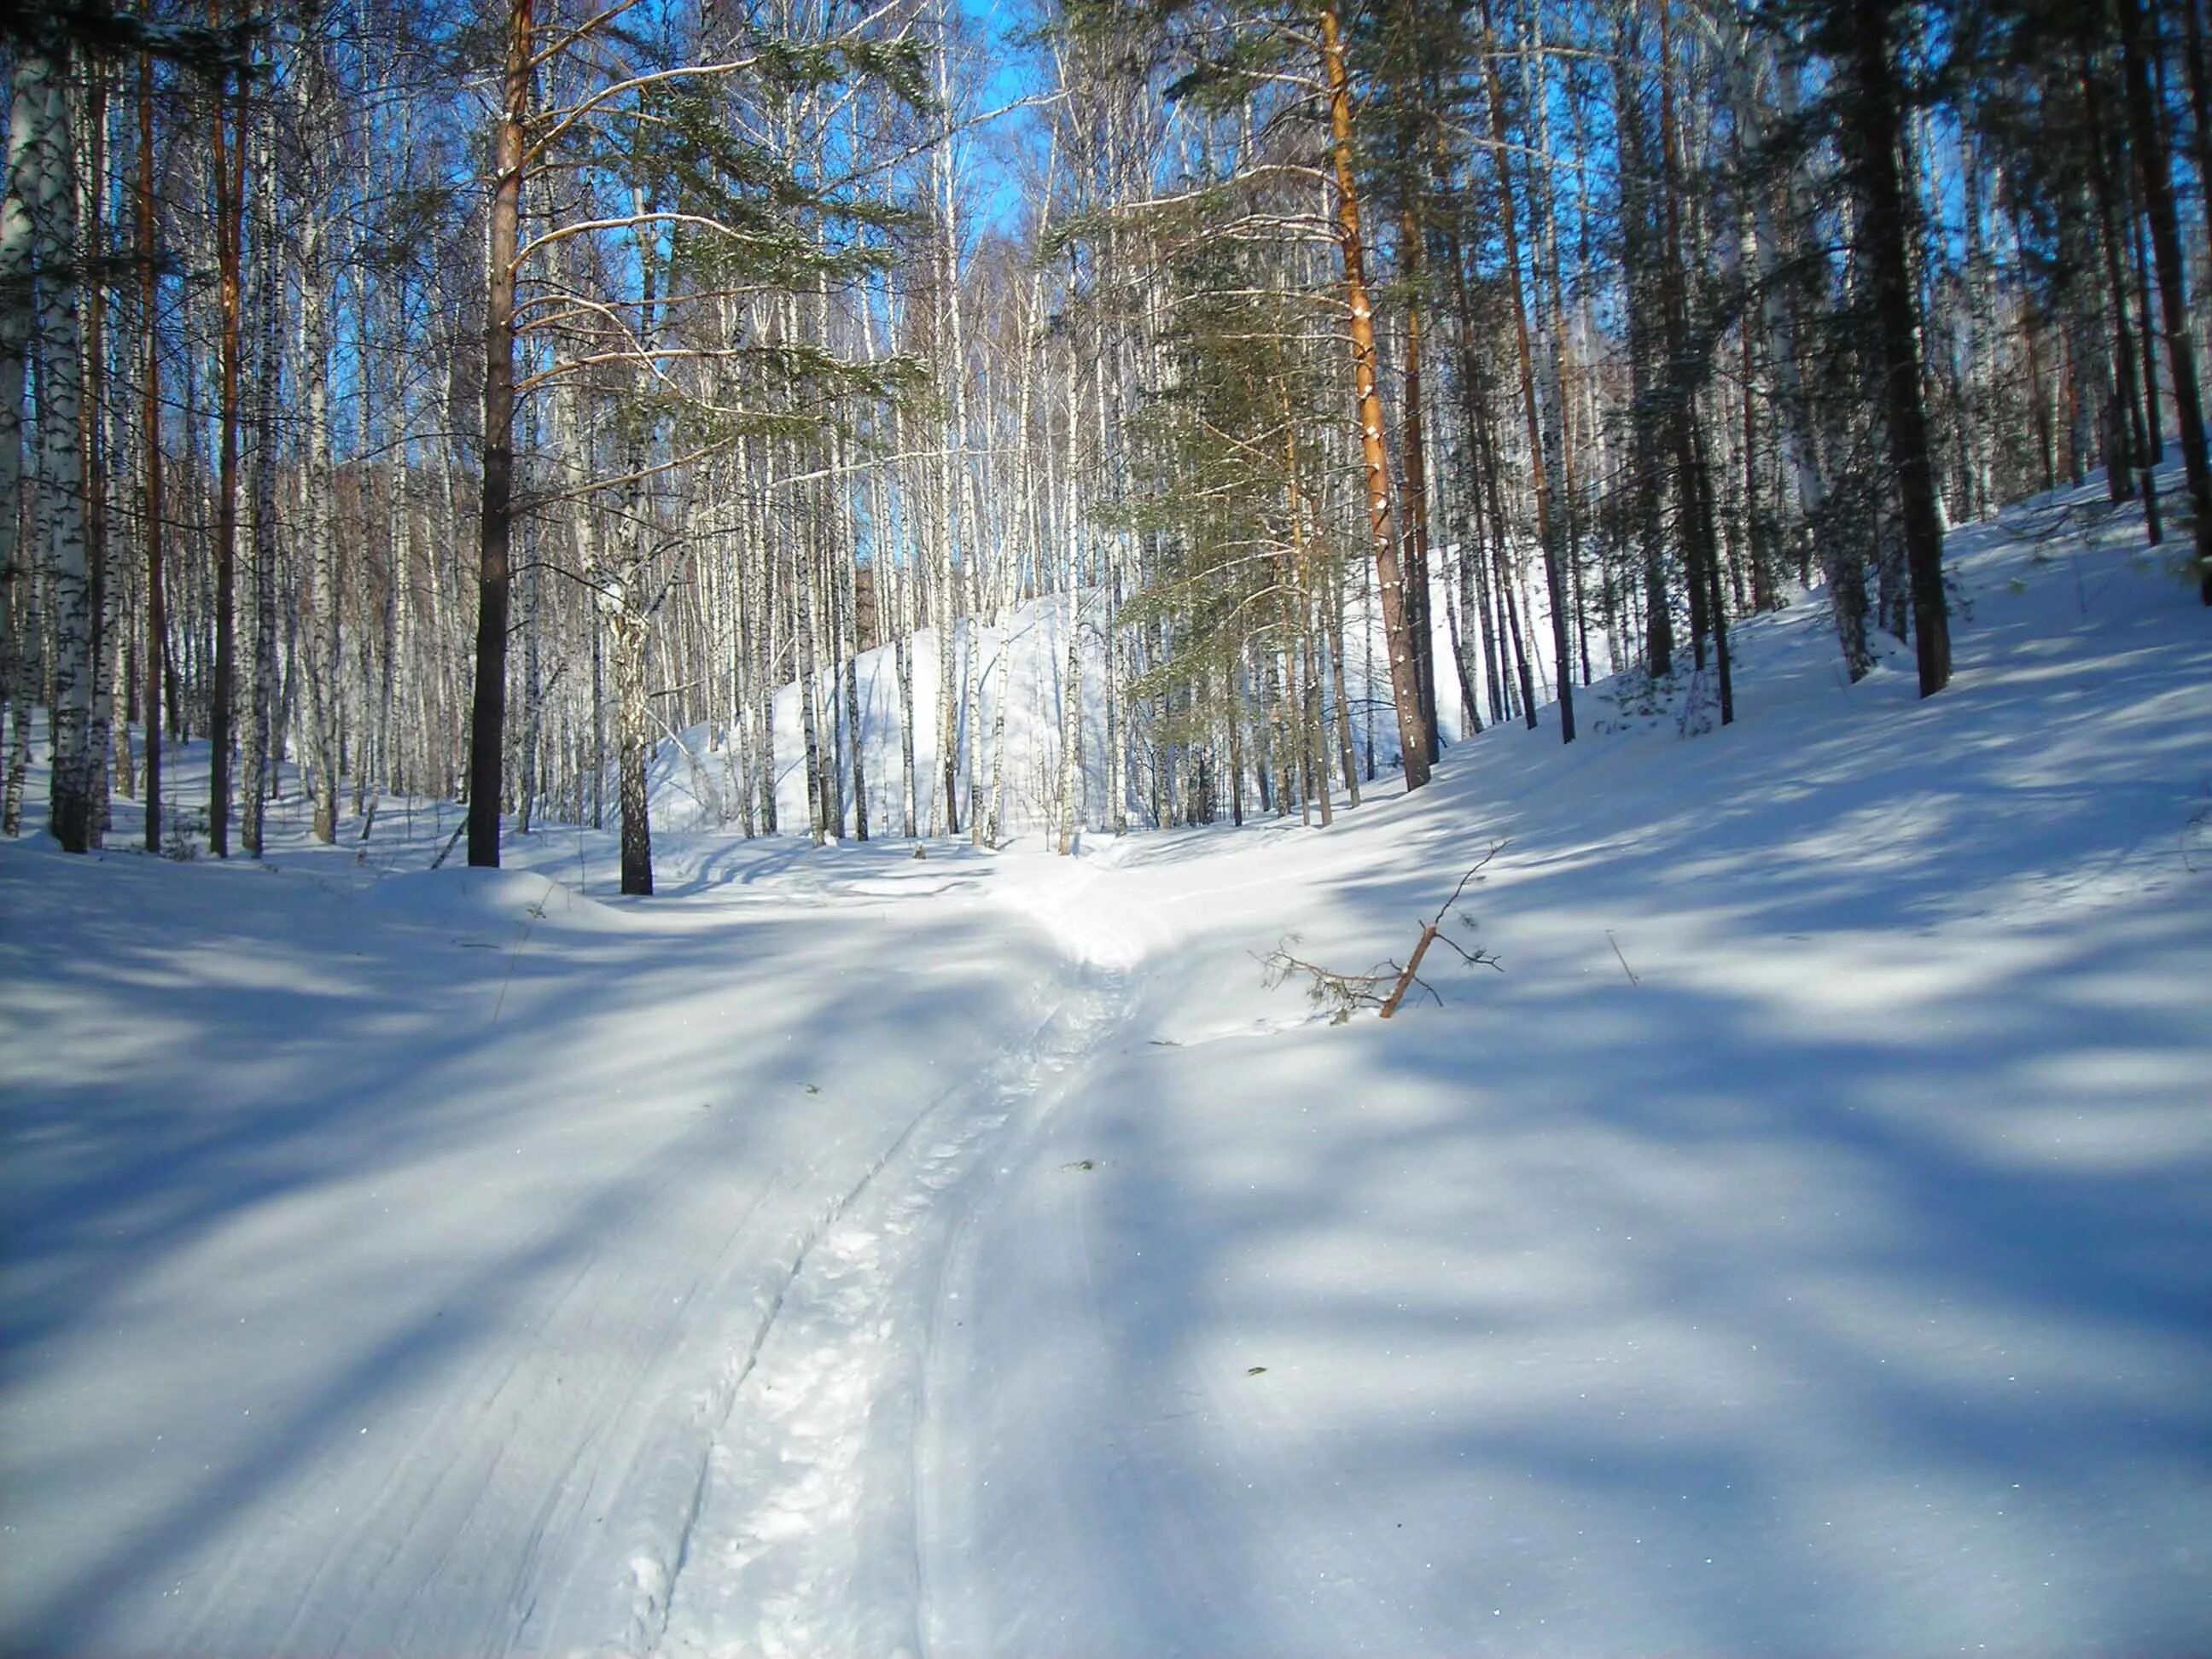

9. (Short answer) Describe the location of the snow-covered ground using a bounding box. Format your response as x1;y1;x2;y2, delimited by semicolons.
4;476;2209;1656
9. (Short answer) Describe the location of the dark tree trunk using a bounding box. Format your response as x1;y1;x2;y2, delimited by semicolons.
616;614;653;895
1656;3;1729;725
1613;25;1674;679
467;0;533;866
2081;38;2146;504
2116;0;2212;603
1845;0;1951;696
1398;201;1442;760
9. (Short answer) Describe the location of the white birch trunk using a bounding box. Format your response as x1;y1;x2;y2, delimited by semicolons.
0;59;34;836
795;496;826;845
242;107;281;855
79;83;116;846
837;433;867;841
25;56;94;851
300;157;340;841
1057;353;1083;854
879;290;918;838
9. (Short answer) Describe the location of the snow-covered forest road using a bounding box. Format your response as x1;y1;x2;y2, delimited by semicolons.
6;487;2211;1656
1;825;1122;1656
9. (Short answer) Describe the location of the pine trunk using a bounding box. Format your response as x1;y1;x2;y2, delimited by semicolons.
1318;0;1429;789
466;0;533;866
2116;0;2212;603
1847;0;1950;696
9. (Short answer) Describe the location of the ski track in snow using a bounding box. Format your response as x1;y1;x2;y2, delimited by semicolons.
0;807;1099;1658
639;969;1131;1659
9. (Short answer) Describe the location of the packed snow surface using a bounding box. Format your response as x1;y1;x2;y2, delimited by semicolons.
3;479;2209;1656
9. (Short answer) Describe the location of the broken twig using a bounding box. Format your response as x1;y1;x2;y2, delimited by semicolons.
1258;843;1507;1024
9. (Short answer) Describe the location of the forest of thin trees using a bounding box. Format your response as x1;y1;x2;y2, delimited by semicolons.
3;0;2206;894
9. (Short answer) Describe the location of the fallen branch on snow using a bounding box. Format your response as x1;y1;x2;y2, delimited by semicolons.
1257;844;1505;1024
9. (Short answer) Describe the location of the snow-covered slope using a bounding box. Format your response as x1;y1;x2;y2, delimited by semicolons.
645;594;1111;839
3;474;2207;1656
643;550;1527;841
916;485;2212;1656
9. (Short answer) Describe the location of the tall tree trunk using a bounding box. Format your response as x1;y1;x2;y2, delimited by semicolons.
795;478;827;847
881;294;919;840
300;100;341;843
0;58;35;839
1397;201;1441;760
1444;541;1481;733
1614;25;1674;679
933;452;957;837
2116;0;2212;603
1656;4;1729;725
1319;0;1429;789
928;115;961;840
1327;554;1361;807
516;504;539;835
23;54;95;850
0;57;35;838
466;0;532;865
896;614;917;838
834;403;867;841
1302;621;1332;826
1057;349;1084;853
242;98;280;857
2080;34;2148;508
615;608;653;894
1845;0;1950;696
137;49;162;853
208;41;245;855
1284;416;1331;825
2130;200;2163;469
79;70;113;847
612;225;661;894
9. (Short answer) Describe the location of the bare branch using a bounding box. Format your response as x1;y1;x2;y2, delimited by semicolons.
1257;846;1509;1024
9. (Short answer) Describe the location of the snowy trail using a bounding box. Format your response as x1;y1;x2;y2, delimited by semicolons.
633;849;1158;1657
0;815;1105;1659
641;958;1130;1659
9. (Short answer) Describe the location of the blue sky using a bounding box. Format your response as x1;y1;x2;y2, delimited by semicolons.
958;0;1051;232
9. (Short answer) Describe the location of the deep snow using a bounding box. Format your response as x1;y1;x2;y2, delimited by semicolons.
3;474;2209;1656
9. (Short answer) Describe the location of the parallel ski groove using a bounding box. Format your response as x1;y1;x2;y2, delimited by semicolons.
637;969;1120;1658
